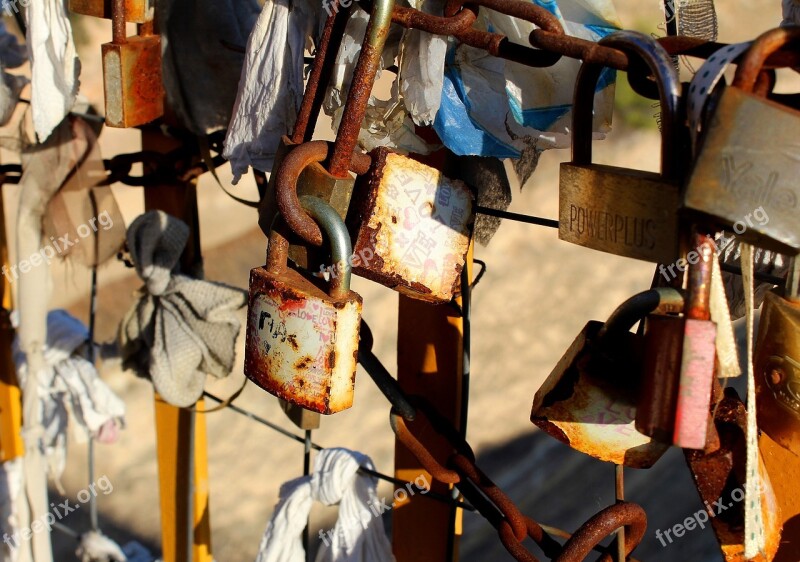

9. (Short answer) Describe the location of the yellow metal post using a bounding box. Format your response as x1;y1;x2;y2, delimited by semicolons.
393;245;472;561
0;183;23;462
143;127;213;562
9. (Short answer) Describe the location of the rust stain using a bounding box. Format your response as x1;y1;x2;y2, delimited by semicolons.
294;356;313;370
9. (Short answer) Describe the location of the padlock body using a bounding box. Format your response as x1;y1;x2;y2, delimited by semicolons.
69;0;153;22
673;318;716;449
685;87;800;255
530;321;668;468
559;163;680;263
685;394;782;562
348;148;473;303
636;313;683;442
244;266;362;414
258;137;356;271
755;290;800;454
101;35;164;128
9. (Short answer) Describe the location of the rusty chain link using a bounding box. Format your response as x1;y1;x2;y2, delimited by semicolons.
354;0;800;72
388;397;648;562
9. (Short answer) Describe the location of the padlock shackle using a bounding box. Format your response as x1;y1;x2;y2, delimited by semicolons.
571;30;680;181
112;0;127;44
275;140;372;246
292;11;349;145
266;218;291;275
734;26;800;94
686;234;714;321
597;287;685;346
327;0;395;177
299;195;353;298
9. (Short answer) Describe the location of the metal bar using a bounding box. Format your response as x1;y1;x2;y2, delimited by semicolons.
394;219;467;561
0;179;23;463
143;126;213;562
87;264;99;533
719;262;787;286
303;430;312;562
475;206;559;229
616;464;625;562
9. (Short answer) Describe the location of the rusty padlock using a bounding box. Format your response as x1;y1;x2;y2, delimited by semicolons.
257;11;353;273
530;287;684;468
559;30;682;264
244;196;362;414
755;257;800;455
101;0;163;128
69;0;153;23
346;148;474;303
672;234;718;450
685;387;782;562
684;26;800;255
636;310;683;443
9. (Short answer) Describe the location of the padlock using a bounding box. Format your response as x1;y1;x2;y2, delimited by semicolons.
346;147;474;303
69;0;153;23
244;196;362;414
638;241;722;449
559;30;682;264
685;387;782;562
101;0;163;128
530;287;683;468
257;11;355;273
755;257;800;455
759;431;800;560
672;234;718;450
684;26;800;255
636;312;683;442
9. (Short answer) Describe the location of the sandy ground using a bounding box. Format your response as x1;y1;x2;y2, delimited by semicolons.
2;0;791;560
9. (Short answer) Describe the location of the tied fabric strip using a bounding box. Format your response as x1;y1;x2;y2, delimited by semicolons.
256;448;395;562
12;310;126;487
119;210;246;408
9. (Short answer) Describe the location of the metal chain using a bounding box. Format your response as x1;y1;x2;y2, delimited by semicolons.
387;397;648;562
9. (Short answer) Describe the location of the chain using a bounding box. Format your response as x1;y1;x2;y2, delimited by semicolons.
355;0;798;73
387;397;648;562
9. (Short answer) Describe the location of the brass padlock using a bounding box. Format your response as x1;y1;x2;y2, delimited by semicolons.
755;257;800;455
346;147;474;303
559;30;682;263
685;26;800;255
101;0;164;128
69;0;154;23
530;287;683;468
685;388;782;562
244;197;362;414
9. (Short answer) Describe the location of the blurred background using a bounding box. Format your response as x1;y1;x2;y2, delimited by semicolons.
0;0;793;560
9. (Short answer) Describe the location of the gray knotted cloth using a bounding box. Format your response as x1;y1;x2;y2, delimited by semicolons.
119;210;246;407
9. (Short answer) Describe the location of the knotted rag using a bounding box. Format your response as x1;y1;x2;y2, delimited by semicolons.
119;211;246;407
256;448;394;562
